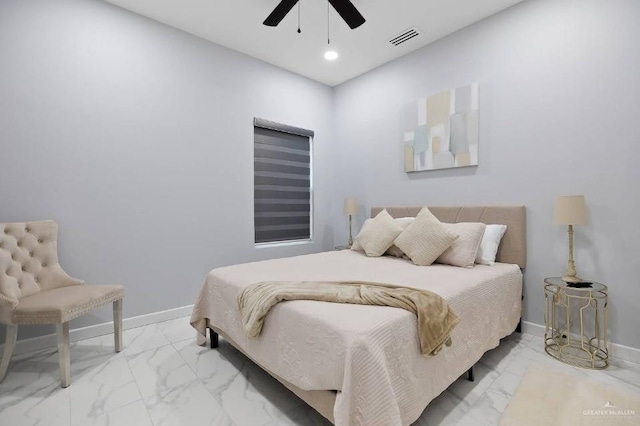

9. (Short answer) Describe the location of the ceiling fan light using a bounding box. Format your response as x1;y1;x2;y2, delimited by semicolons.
324;50;339;61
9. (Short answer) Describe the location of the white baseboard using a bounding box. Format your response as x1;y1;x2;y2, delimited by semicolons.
521;320;545;338
2;305;193;356
522;321;640;364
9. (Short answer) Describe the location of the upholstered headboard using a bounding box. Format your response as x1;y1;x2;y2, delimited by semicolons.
371;206;526;269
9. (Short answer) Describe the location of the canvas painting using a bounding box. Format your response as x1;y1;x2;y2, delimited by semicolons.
404;83;479;172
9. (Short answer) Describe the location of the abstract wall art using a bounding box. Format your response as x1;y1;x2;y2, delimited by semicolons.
403;83;479;172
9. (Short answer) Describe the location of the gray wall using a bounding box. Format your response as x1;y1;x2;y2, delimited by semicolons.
2;0;639;351
0;0;335;340
332;0;640;349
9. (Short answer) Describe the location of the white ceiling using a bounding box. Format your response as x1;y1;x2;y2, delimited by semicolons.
104;0;523;86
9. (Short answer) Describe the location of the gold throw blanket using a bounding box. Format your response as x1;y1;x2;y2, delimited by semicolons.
238;281;460;357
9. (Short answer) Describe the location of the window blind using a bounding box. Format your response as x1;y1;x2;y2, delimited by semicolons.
254;120;312;244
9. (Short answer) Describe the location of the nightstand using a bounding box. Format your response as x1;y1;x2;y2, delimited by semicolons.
543;277;608;369
334;245;349;251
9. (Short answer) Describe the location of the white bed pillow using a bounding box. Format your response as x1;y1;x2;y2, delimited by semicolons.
353;209;404;257
394;208;458;266
475;224;507;266
435;223;486;268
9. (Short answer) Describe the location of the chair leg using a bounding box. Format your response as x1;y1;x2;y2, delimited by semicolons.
0;325;18;382
113;299;123;353
56;322;71;388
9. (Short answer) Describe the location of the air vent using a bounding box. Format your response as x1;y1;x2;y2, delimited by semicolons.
388;26;422;46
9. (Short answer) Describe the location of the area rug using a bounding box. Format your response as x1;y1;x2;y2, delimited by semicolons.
500;364;640;425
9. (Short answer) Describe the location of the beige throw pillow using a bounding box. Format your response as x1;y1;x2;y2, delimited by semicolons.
352;217;414;255
354;210;404;257
350;219;371;252
394;208;458;266
385;245;405;258
436;223;486;268
385;217;415;257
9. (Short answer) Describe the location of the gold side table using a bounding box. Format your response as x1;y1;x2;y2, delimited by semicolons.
544;277;608;369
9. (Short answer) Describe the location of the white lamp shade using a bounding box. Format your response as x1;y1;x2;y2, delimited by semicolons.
343;197;358;215
553;195;588;225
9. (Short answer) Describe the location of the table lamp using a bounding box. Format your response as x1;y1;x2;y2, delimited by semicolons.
343;197;358;247
553;195;588;283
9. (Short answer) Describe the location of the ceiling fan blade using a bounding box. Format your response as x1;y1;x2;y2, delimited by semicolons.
263;0;299;27
328;0;366;29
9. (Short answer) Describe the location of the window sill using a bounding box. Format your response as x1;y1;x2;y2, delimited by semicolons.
255;239;313;249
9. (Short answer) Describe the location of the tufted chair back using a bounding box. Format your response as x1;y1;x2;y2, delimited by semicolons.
0;220;123;387
0;221;83;313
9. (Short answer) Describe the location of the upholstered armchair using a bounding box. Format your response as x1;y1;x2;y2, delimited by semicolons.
0;221;124;387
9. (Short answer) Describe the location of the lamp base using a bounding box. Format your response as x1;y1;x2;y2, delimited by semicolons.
562;275;582;283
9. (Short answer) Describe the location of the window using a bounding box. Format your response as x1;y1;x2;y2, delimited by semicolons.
254;118;313;245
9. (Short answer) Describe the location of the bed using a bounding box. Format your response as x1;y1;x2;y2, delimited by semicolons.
190;205;526;425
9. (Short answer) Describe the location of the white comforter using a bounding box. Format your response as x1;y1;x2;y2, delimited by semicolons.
191;250;522;425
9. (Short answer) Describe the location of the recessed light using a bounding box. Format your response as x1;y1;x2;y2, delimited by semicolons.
324;50;338;61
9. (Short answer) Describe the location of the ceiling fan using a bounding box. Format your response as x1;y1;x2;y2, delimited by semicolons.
263;0;366;30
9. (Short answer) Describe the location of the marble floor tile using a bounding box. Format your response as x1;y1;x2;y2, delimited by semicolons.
174;338;247;401
71;332;123;355
525;335;547;355
144;378;234;426
0;348;62;408
477;336;525;374
2;323;638;426
69;357;141;422
157;317;198;344
456;413;492;426
219;363;300;426
176;338;306;425
71;400;152;426
220;370;280;426
514;343;561;368
464;389;511;426
588;358;640;394
70;333;124;375
487;370;523;399
0;382;70;426
413;389;470;425
122;323;172;356
234;356;308;413
447;361;500;408
266;400;332;426
520;333;534;342
127;344;198;399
